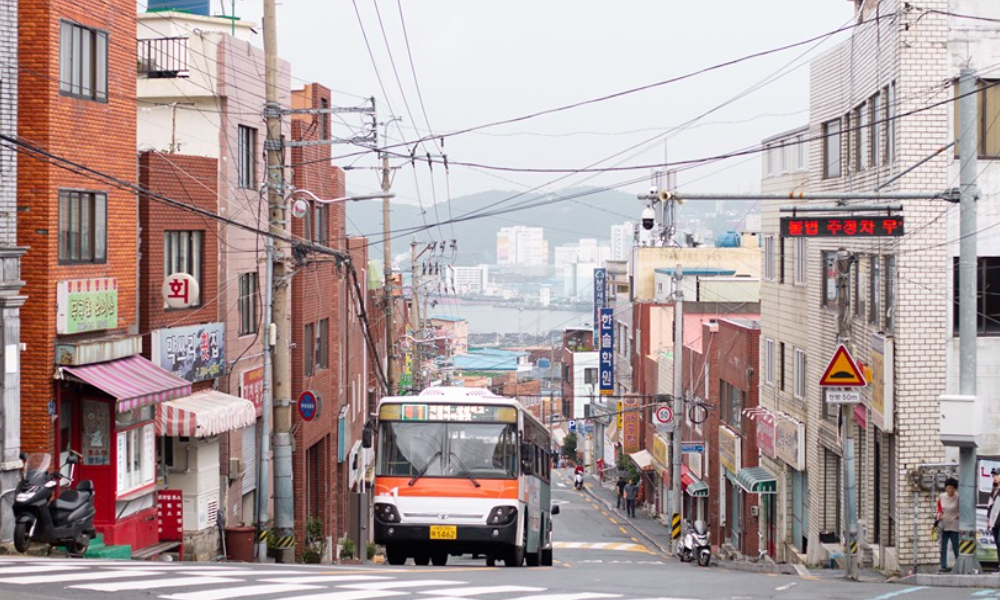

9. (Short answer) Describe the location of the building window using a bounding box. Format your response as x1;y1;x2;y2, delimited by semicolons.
822;252;838;307
886;82;896;164
238;272;259;335
885;255;896;334
721;380;743;431
765;338;775;386
823;119;842;178
237;125;257;189
793;238;807;285
779;341;786;392
855;103;869;171
765;143;775;175
584;367;598;385
796;134;806;170
304;322;315;377
764;236;775;281
59;21;108;102
58;190;107;264
870;93;882;166
117;423;155;496
163;231;203;307
314;204;329;245
793;348;806;400
869;256;881;326
952;256;1000;335
778;237;786;284
316;318;329;370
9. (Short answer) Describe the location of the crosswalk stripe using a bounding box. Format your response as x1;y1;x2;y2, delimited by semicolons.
260;576;393;584
269;591;407;600
0;569;165;585
71;577;243;592
0;565;88;574
161;583;323;600
340;581;465;591
419;587;546;597
509;594;621;600
174;570;305;577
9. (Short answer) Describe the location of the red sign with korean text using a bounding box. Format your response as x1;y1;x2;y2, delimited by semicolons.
157;489;183;542
241;367;265;417
781;216;904;238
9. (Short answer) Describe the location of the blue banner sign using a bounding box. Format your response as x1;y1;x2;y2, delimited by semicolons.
599;307;614;396
593;268;607;346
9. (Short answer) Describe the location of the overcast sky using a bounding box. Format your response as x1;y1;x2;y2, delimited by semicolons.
157;1;856;218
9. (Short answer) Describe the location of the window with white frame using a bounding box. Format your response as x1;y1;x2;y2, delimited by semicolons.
793;348;806;399
870;92;882;166
765;338;775;386
117;423;155;496
855;103;869;171
887;82;896;164
237;125;257;189
764;235;775;280
796;134;806;170
823;119;842;178
793;238;807;285
59;21;108;102
238;272;259;335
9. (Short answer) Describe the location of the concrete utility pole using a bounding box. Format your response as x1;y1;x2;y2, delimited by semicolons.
835;249;858;581
953;67;982;575
381;116;401;396
671;265;684;544
411;242;423;392
263;0;294;564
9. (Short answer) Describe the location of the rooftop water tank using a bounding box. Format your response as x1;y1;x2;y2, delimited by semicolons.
715;231;741;248
147;0;210;16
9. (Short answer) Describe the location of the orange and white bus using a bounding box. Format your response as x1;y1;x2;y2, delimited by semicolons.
373;387;557;567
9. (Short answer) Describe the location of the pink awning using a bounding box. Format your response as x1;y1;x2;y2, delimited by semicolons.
156;390;256;438
60;355;191;412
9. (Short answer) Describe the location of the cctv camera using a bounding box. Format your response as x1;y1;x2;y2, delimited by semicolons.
649;186;657;195
641;206;656;231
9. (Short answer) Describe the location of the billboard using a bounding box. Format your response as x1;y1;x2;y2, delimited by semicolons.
598;307;614;396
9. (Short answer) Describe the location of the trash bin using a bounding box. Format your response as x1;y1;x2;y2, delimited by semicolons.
225;526;256;562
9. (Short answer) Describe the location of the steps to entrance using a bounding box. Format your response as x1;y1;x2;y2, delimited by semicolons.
55;534;132;560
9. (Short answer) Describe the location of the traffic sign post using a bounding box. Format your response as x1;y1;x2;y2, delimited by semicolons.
297;390;320;422
681;442;705;454
654;405;673;425
819;344;866;387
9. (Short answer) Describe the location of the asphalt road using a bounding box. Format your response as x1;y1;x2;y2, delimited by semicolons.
0;474;988;600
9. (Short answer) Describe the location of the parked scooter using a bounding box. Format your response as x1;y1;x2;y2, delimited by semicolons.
12;452;96;557
574;472;584;490
676;519;711;567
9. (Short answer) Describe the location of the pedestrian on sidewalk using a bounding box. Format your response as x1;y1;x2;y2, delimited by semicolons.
616;475;626;510
936;477;960;572
988;467;1000;570
624;478;638;518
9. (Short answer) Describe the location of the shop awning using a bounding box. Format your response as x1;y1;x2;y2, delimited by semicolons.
682;464;709;498
735;466;777;494
629;449;655;471
156;390;256;438
60;355;191;412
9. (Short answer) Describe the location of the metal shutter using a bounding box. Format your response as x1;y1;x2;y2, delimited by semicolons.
242;424;257;494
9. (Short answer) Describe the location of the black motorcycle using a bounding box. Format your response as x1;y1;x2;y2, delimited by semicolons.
12;452;96;557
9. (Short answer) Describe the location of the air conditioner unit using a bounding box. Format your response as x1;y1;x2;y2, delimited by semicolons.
229;458;244;482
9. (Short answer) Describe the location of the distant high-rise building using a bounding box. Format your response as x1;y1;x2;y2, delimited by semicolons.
447;264;490;294
610;222;634;260
496;226;548;266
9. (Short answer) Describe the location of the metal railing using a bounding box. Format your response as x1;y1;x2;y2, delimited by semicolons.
137;37;189;78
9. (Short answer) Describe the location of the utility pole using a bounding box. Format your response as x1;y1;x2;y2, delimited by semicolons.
953;67;982;575
263;0;294;564
381;116;401;396
671;265;684;548
411;241;423;392
835;249;858;581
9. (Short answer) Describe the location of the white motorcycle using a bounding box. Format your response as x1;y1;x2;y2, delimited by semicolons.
574;472;584;490
676;519;711;567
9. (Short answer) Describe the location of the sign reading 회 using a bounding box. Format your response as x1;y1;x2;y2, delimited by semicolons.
162;272;200;309
56;278;118;334
598;307;614;396
152;322;226;383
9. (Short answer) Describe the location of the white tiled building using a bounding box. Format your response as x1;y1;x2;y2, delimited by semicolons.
757;0;1000;573
497;225;548;266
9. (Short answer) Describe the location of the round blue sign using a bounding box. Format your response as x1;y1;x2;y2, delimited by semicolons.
298;390;319;421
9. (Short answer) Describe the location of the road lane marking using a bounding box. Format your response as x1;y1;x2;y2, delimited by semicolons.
775;582;796;591
0;565;88;574
72;577;242;591
619;527;628;534
265;592;406;600
160;584;322;600
174;570;304;577
260;576;393;584
419;586;546;596
508;594;621;600
340;581;465;591
630;538;639;543
609;518;618;524
0;570;165;584
864;588;927;600
552;542;650;552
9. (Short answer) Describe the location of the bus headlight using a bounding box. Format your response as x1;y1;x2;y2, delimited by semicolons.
374;503;401;524
488;506;518;525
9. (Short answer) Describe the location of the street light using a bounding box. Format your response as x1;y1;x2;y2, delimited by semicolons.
286;189;394;219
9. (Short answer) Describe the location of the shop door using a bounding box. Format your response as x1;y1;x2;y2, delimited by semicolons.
730;483;742;550
791;469;807;553
873;433;882;545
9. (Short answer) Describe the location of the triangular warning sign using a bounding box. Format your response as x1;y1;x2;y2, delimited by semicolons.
819;344;867;387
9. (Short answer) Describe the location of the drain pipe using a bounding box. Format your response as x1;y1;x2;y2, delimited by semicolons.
912;490;919;575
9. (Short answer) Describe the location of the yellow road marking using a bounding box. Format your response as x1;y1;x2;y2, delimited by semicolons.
619;526;628;534
600;511;609;516
609;517;618;524
630;537;639;543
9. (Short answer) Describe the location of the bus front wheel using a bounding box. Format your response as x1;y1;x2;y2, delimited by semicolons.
385;545;407;566
504;545;524;567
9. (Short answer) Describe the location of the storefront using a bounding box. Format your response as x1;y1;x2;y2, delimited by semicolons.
57;354;192;550
774;413;807;555
734;466;778;557
718;425;742;551
681;463;709;522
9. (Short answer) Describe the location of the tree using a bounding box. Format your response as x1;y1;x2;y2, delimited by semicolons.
562;432;578;459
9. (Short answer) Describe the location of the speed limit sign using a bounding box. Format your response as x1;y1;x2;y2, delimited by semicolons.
654;405;674;424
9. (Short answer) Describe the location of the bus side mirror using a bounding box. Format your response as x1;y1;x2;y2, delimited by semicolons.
520;443;534;475
362;427;373;449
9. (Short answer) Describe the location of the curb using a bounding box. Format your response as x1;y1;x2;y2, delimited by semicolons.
713;558;799;576
580;480;672;556
897;573;1000;588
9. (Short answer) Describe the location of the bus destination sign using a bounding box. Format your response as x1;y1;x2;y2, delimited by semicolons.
780;216;904;238
393;403;516;423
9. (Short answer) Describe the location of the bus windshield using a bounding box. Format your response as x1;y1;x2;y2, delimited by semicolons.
377;421;518;480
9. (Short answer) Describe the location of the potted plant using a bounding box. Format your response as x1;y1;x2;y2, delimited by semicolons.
302;517;325;564
339;537;358;564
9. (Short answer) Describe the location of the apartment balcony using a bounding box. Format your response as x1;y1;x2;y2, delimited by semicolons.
137;37;189;79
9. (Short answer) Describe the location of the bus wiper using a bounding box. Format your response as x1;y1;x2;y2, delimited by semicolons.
408;451;442;486
449;452;481;488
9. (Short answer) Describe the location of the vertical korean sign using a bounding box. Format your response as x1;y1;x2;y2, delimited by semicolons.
599;307;614;396
593;268;607;344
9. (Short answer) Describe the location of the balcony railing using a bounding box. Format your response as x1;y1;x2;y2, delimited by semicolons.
137;37;189;79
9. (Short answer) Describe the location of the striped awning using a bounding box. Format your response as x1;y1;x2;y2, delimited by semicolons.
682;464;709;498
60;355;191;412
735;466;778;494
629;449;655;471
156;390;257;438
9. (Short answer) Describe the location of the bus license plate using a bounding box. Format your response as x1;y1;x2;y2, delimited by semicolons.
429;526;457;540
